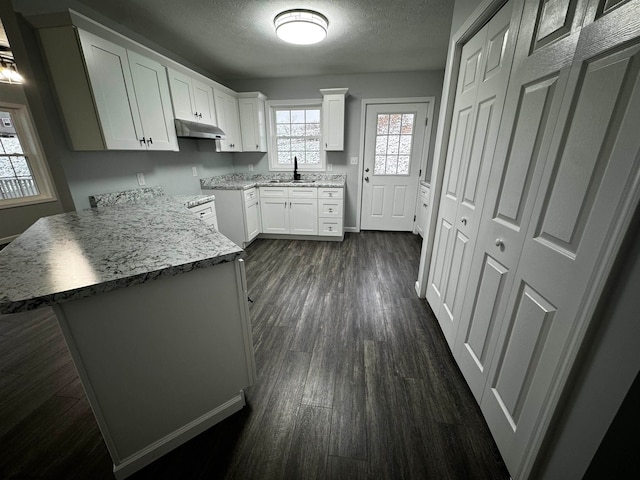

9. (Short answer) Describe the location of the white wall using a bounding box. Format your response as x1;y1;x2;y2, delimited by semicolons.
229;71;444;230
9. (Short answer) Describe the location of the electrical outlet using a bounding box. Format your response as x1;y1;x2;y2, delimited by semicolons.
136;172;146;186
249;164;254;172
350;156;358;165
192;166;198;177
327;163;333;172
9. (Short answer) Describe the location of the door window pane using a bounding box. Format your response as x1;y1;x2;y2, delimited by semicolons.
373;112;415;176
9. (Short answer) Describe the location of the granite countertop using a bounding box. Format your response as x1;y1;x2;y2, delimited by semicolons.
173;194;216;208
0;198;243;314
201;173;346;190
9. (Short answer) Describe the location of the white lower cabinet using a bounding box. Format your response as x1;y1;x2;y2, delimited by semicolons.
318;187;344;237
415;183;430;238
205;188;260;247
188;200;218;230
260;186;318;235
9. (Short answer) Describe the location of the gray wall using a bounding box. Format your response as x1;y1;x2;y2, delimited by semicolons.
230;71;444;230
0;2;70;242
451;0;485;36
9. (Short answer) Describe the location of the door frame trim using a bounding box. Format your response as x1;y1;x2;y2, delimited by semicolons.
356;97;435;232
415;0;509;299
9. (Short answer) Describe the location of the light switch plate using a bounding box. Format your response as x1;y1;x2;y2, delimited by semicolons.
192;166;198;177
249;164;254;172
136;173;146;186
327;163;333;171
350;156;358;165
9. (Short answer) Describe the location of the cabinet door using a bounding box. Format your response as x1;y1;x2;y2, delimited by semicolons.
214;90;242;151
238;98;267;152
245;199;261;241
290;199;318;235
260;199;288;233
78;29;144;150
167;68;196;122
128;51;178;151
192;79;216;126
321;89;347;151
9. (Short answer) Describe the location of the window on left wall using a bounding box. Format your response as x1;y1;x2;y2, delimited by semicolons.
0;103;56;208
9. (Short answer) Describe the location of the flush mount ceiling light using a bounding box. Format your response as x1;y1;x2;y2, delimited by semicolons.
274;9;328;45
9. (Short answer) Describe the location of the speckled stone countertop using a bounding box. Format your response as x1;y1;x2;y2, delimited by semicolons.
89;185;166;208
201;173;346;190
173;194;216;208
0;198;242;314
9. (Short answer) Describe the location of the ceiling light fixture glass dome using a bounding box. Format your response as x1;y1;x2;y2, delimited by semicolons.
274;9;328;45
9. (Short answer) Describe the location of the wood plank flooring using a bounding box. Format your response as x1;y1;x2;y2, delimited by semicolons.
0;232;510;479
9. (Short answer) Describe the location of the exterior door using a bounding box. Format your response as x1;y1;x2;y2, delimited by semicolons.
426;0;520;347
360;103;427;231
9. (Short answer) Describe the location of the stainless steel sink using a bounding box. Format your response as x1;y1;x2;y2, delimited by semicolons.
291;179;316;183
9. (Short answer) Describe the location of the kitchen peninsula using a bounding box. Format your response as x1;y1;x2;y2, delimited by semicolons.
0;198;256;478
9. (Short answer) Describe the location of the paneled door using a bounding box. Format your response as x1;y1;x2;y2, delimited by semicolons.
426;0;520;347
475;0;640;476
452;0;588;402
360;103;427;230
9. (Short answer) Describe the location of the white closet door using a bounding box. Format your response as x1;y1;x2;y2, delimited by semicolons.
480;0;640;476
426;0;519;346
452;0;589;402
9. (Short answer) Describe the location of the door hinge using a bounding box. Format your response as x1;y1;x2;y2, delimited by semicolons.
419;169;422;176
414;215;416;222
425;117;429;126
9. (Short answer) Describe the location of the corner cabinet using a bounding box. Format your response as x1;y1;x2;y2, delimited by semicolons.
206;188;261;248
38;26;177;151
213;89;242;152
320;88;348;151
237;92;268;152
167;68;217;126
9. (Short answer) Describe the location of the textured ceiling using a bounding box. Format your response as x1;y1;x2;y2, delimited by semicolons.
15;0;454;81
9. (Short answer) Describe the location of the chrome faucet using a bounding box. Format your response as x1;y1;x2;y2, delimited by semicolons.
293;156;301;180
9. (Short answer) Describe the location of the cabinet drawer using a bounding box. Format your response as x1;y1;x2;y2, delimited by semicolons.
318;219;343;236
289;187;317;198
318;187;343;199
318;199;343;218
259;186;288;198
189;201;216;217
244;187;258;202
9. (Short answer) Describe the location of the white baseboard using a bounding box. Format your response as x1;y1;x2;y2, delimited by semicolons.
113;393;246;479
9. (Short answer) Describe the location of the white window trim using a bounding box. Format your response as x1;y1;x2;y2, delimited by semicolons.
265;98;326;172
0;101;57;210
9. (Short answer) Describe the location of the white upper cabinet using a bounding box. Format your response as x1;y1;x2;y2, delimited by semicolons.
167;68;217;126
38;26;177;151
237;92;267;152
214;89;242;152
127;51;179;151
320;88;348;151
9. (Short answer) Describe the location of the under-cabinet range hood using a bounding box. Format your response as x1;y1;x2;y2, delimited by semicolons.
174;119;226;140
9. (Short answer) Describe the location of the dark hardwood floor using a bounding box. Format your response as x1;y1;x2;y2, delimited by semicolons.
0;232;510;479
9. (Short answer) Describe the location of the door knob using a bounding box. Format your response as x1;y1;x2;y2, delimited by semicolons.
365;168;370;172
461;217;467;225
495;238;504;248
365;177;370;182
